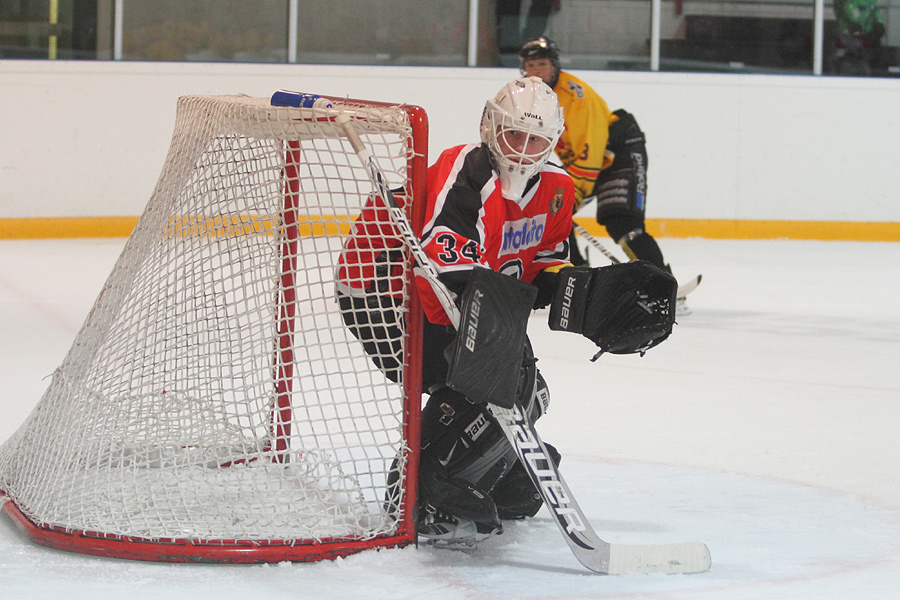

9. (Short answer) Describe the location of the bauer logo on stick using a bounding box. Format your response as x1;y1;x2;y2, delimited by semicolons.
504;404;586;536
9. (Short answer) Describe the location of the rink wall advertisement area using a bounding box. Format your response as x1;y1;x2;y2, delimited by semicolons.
1;60;898;241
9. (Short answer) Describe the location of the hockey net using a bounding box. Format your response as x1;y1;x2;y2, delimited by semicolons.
0;94;427;563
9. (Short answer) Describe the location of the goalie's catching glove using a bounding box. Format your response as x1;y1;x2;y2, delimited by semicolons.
548;261;677;359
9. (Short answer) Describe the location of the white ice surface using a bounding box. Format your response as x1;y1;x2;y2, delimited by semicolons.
1;237;899;599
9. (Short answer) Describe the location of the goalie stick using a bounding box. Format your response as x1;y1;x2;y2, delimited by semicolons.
572;221;622;265
677;274;702;298
334;109;711;575
573;222;702;298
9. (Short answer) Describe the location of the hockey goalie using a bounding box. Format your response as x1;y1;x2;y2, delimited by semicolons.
336;77;677;546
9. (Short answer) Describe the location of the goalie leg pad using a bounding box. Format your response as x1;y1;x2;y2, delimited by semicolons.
419;386;507;529
338;292;457;391
513;336;550;422
445;268;538;408
418;454;502;530
493;443;561;520
419;359;551;524
337;293;403;383
421;387;515;494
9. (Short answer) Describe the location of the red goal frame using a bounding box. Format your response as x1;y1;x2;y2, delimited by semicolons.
0;97;429;564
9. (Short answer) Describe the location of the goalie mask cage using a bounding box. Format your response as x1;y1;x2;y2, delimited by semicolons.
0;94;428;563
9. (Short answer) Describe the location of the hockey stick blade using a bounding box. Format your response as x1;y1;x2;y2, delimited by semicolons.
489;403;711;575
607;542;712;575
677;274;702;298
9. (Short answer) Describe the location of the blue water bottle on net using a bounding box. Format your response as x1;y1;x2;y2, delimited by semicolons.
271;90;334;109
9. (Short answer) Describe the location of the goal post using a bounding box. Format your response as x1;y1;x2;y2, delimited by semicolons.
0;94;428;563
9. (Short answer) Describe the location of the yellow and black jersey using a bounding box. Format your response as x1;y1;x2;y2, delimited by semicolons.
553;70;617;208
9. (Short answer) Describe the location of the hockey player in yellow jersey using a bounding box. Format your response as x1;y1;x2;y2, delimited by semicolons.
519;37;683;306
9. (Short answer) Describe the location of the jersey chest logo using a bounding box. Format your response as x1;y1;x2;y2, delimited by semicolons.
500;215;547;256
550;188;565;215
566;81;586;99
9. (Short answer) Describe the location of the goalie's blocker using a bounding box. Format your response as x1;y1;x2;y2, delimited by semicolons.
549;261;677;358
445;268;538;408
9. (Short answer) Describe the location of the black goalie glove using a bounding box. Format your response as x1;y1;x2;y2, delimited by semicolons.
548;261;677;359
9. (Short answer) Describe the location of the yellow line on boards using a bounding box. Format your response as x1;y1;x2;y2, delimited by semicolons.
0;217;140;239
575;218;900;242
0;216;898;242
0;215;356;240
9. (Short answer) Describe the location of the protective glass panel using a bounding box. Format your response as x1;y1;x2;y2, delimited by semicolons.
121;0;289;62
294;0;468;66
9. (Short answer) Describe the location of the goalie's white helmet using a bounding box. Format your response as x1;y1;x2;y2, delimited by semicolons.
480;76;565;200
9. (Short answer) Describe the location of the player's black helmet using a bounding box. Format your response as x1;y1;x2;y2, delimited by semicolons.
519;37;561;71
519;37;561;87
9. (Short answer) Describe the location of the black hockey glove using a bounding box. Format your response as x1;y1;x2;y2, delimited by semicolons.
548;261;677;359
445;268;538;408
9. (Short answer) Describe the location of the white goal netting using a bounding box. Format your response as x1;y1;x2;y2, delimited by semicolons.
0;94;426;560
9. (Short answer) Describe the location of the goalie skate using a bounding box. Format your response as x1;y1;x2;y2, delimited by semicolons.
418;505;500;549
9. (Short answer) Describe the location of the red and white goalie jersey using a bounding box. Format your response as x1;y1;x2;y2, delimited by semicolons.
337;143;576;325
